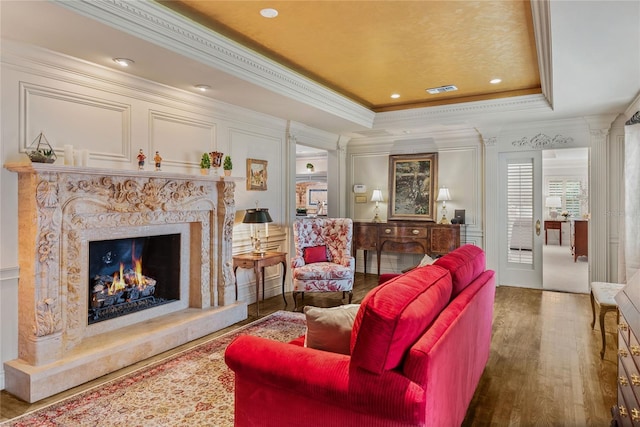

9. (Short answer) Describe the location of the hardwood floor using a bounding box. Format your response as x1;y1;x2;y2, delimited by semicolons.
1;273;617;425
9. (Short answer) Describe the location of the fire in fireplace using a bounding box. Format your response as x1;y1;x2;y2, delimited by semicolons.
88;234;181;324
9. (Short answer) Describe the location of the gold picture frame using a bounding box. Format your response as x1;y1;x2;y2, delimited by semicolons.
388;153;438;221
247;158;268;191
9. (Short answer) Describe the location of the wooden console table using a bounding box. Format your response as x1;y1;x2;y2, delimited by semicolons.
353;221;460;275
233;251;287;316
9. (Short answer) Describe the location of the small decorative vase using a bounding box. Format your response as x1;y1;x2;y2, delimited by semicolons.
224;170;231;176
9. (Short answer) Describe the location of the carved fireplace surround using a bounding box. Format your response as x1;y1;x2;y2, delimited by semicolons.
4;163;247;402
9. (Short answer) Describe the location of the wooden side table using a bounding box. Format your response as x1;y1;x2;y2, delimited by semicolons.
544;220;563;245
233;251;287;316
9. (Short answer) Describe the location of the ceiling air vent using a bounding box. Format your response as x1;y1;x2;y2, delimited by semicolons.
426;85;458;95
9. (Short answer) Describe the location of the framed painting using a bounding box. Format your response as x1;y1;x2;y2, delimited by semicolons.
388;153;438;221
247;158;267;191
308;188;327;206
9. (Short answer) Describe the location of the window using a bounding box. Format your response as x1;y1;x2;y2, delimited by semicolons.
546;178;586;218
507;161;533;264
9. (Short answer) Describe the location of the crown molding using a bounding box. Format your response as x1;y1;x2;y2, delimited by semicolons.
54;0;375;129
530;0;554;108
373;94;551;130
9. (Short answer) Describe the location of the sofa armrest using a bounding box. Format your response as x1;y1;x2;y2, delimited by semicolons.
225;335;426;423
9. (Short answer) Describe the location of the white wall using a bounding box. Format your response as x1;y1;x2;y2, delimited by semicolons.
346;130;484;274
0;42;342;390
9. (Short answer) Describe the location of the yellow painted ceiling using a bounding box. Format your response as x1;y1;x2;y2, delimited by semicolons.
160;0;541;112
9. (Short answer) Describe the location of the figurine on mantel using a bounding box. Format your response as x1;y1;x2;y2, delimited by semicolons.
137;149;146;170
154;151;162;171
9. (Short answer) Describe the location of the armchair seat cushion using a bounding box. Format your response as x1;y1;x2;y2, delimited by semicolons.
292;262;354;281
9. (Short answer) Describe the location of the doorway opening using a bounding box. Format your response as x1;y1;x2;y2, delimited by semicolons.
542;147;589;293
295;144;328;218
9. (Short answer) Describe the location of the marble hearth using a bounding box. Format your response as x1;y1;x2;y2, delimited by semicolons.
4;163;247;402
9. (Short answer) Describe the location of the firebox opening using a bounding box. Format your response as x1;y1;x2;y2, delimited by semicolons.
88;234;181;324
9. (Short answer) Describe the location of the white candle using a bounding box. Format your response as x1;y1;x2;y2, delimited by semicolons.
64;145;73;166
73;150;81;167
250;224;254;239
265;223;269;238
81;149;89;167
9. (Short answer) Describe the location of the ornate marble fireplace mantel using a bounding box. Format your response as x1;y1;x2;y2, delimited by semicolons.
3;162;247;402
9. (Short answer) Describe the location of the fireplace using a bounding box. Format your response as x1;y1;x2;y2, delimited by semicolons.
4;163;248;402
88;234;181;324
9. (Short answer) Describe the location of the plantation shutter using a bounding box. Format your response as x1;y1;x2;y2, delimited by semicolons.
507;161;533;264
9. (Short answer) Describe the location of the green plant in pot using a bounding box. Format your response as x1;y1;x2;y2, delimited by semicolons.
223;155;232;176
200;152;211;175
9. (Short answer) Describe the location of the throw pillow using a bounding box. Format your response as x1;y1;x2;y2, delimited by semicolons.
304;304;360;354
418;254;435;267
304;245;328;264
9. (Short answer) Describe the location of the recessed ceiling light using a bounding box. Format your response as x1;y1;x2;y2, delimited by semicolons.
195;84;211;92
113;58;134;67
260;8;278;18
490;78;502;84
390;93;400;99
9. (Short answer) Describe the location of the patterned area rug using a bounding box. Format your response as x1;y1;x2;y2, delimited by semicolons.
3;311;306;427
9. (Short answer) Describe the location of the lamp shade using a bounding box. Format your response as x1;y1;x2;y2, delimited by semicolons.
371;189;384;202
242;208;273;224
436;187;451;202
545;196;562;208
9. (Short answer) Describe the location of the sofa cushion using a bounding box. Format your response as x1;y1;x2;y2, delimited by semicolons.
304;245;328;264
434;244;486;298
304;304;360;354
350;264;452;375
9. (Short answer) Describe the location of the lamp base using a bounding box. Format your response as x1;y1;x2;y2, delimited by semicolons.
439;215;449;224
372;213;382;223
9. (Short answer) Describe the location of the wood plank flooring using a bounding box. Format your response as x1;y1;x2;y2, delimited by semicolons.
1;273;617;425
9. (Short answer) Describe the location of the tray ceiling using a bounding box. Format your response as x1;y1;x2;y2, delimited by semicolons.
160;0;541;112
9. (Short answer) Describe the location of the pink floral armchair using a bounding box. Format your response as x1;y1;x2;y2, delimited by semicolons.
291;218;355;309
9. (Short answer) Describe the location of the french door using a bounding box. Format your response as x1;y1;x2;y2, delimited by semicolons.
498;151;543;288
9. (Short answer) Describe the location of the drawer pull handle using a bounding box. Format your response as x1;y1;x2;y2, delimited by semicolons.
620;405;628;417
619;348;629;357
412;229;419;235
632;373;640;386
631;345;640;356
632;408;640;421
620;323;629;331
384;229;391;234
620;376;629;386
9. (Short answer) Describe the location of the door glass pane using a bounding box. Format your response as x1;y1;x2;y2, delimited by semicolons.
507;161;533;264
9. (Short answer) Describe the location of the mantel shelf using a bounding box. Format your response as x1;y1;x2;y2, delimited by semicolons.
4;161;244;182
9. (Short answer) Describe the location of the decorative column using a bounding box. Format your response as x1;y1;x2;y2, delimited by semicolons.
478;129;499;274
586;115;617;282
216;180;237;306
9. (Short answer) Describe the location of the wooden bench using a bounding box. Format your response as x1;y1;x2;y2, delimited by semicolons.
590;281;625;359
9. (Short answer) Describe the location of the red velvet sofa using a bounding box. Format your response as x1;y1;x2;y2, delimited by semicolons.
225;244;496;427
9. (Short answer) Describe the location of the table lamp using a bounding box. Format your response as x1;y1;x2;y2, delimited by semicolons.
436;186;452;224
242;207;273;254
371;189;384;223
545;196;562;219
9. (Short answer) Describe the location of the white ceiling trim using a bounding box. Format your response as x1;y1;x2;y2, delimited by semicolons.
530;0;554;109
54;0;376;129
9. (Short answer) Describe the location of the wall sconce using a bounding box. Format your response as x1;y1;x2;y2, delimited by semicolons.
306;163;314;173
242;207;273;254
371;189;384;223
436;186;452;224
545;196;562;219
